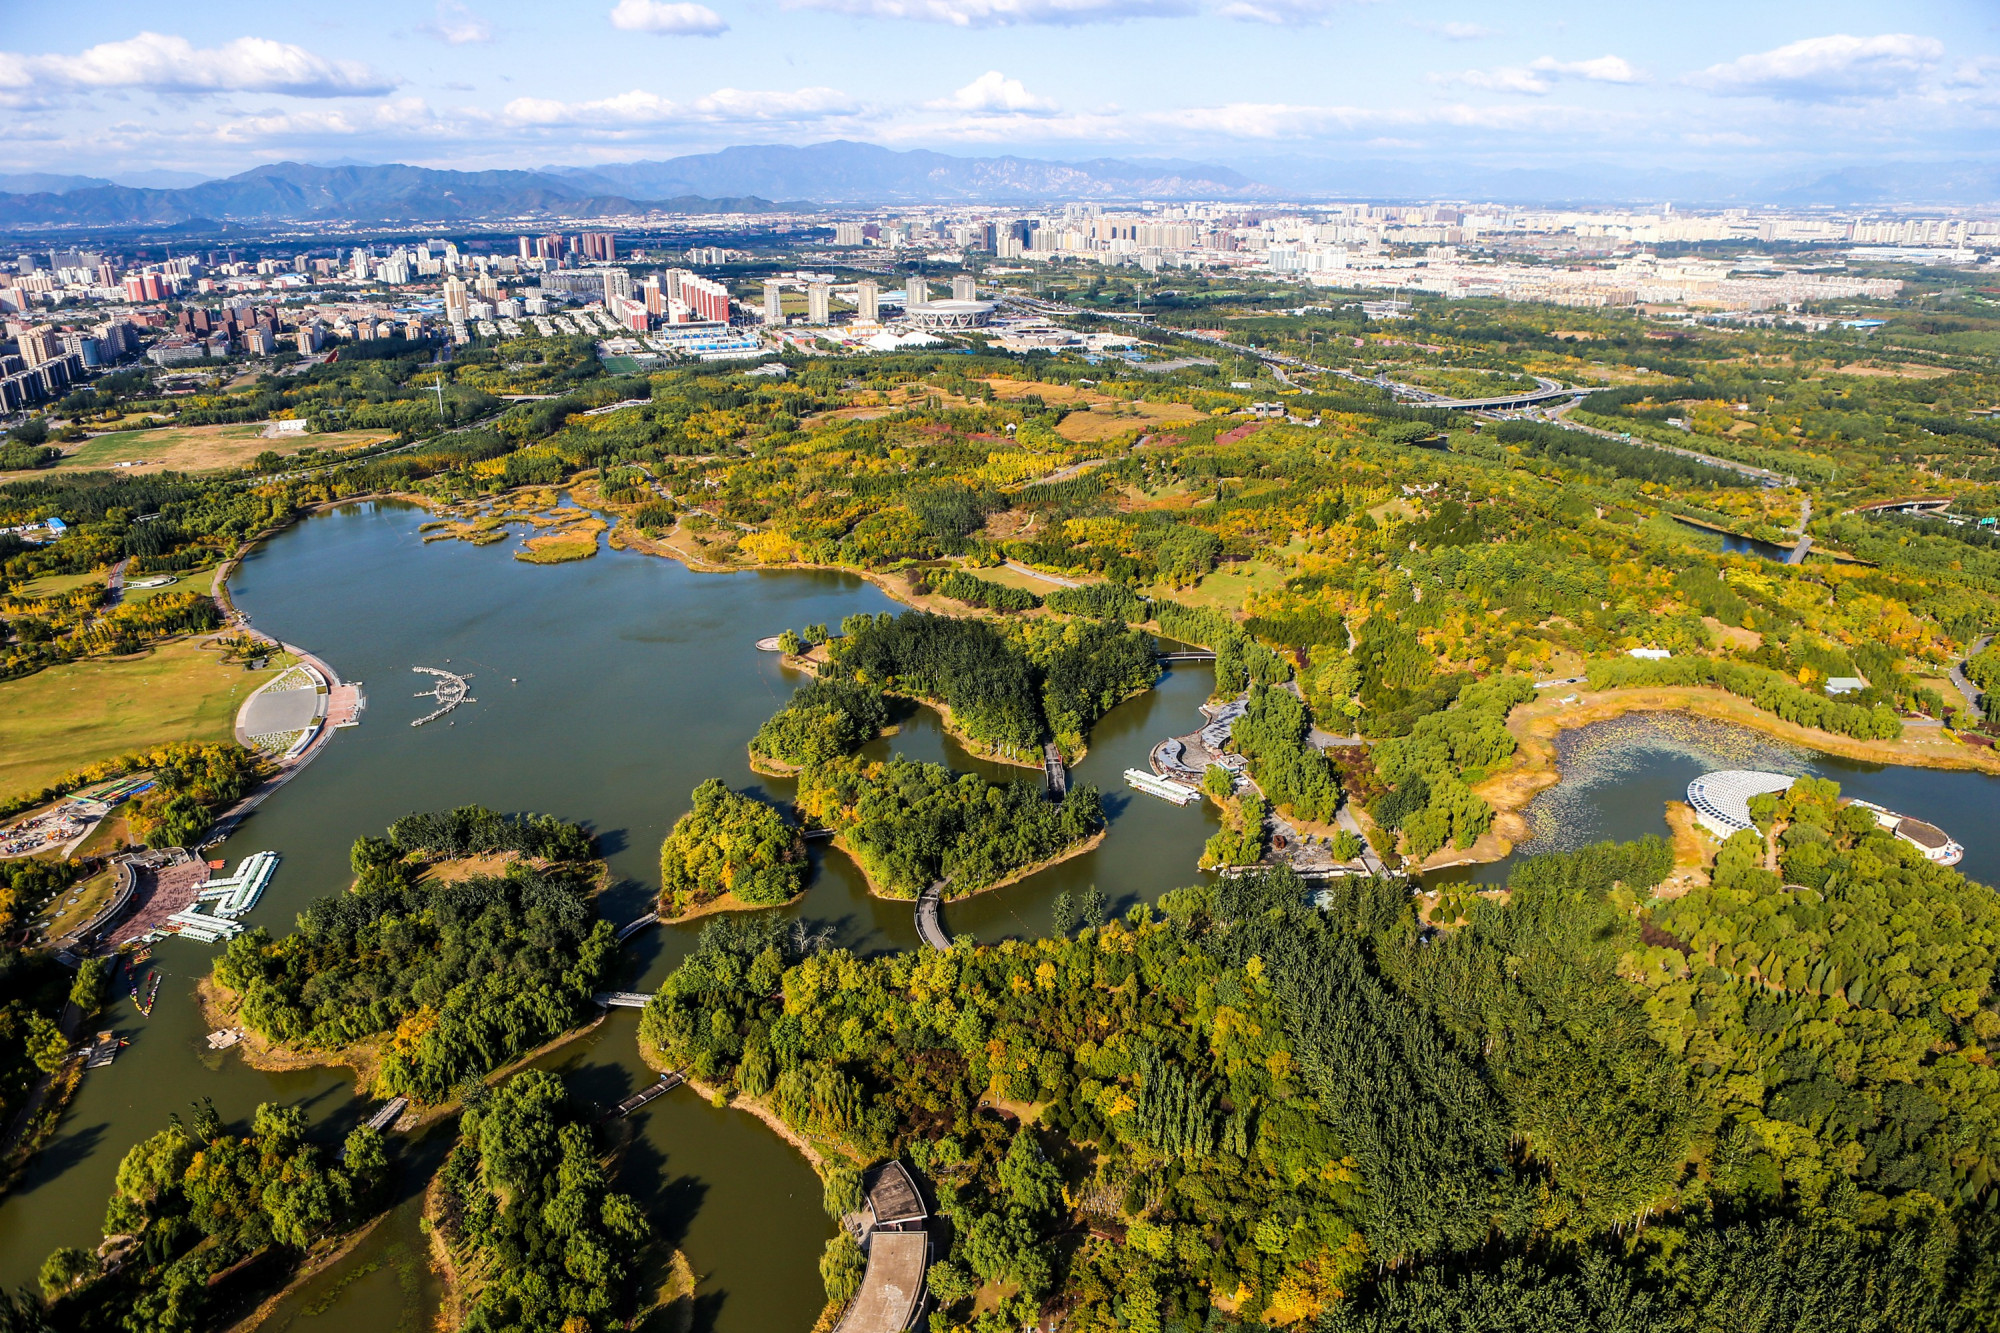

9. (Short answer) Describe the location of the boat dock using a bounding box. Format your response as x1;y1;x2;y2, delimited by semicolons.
593;991;652;1009
411;667;474;727
1125;768;1200;805
162;851;279;943
83;1032;122;1069
609;1069;685;1118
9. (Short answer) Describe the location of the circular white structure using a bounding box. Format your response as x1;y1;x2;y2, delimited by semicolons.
907;299;995;329
1687;770;1798;837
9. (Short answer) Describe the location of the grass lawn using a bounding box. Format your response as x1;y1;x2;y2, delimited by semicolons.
1146;560;1289;616
120;566;221;605
18;570;106;599
32;866;119;942
0;639;279;801
35;424;392;476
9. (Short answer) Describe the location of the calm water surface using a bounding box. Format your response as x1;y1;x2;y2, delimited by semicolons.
1439;710;2000;888
0;500;1221;1328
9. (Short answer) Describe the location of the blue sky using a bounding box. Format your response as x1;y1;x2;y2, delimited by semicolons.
2;0;1998;181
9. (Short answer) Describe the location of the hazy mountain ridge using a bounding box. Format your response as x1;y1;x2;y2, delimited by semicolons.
550;141;1267;202
0;162;788;227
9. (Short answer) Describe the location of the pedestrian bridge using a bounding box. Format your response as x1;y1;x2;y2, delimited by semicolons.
593;991;652;1009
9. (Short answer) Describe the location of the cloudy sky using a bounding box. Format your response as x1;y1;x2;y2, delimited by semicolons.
2;0;1997;182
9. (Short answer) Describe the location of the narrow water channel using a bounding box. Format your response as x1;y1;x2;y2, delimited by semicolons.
0;500;1222;1330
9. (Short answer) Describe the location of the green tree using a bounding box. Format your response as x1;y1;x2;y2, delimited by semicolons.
819;1233;866;1305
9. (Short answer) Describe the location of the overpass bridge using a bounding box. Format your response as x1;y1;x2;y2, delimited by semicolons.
1001;296;1587;411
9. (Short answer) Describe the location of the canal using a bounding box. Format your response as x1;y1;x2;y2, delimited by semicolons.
0;499;1222;1329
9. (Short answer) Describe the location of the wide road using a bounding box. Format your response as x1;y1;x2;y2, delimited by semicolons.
1001;295;1580;411
1542;399;1795;488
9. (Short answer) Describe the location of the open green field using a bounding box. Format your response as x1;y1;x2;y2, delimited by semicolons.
17;571;105;599
0;639;278;800
19;424;394;477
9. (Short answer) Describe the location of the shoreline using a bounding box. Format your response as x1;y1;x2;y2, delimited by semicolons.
658;885;808;925
1451;684;2000;875
827;826;1108;904
216;1212;389;1333
635;1034;848;1177
199;976;609;1121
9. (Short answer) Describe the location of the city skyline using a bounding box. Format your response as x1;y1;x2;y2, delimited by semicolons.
3;1;2000;191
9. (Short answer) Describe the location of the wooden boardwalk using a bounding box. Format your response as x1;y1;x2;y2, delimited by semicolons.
915;883;950;952
609;1070;684;1118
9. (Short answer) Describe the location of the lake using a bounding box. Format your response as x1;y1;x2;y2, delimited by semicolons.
0;499;1222;1329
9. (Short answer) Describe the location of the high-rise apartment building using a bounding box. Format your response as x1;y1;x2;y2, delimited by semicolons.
834;222;865;246
905;276;926;309
855;279;879;323
17;326;58;368
678;273;732;324
763;279;784;325
443;275;469;322
580;232;617;262
951;275;976;301
602;268;634;304
807;282;831;325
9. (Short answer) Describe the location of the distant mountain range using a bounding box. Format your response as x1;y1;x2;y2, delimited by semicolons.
2;143;1996;229
0;162;790;229
544;141;1266;203
0;145;1261;228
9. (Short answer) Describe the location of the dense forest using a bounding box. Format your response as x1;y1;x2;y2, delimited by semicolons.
38;1100;388;1333
829;610;1157;760
212;809;614;1103
658;779;805;913
431;1070;651;1333
643;812;2000;1331
795;755;1103;898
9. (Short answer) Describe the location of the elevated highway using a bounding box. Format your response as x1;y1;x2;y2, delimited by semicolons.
1000;296;1584;411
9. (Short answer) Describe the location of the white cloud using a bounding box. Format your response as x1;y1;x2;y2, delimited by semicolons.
1212;0;1359;24
1411;20;1499;40
421;2;495;45
1433;53;1642;95
928;71;1055;112
503;86;859;126
0;32;396;98
1691;33;1944;101
608;0;730;35
1535;55;1642;84
782;0;1192;27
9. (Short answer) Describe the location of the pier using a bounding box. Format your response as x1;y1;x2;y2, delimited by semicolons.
915;882;950;952
593;991;652;1009
411;666;475;727
609;1069;685;1118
